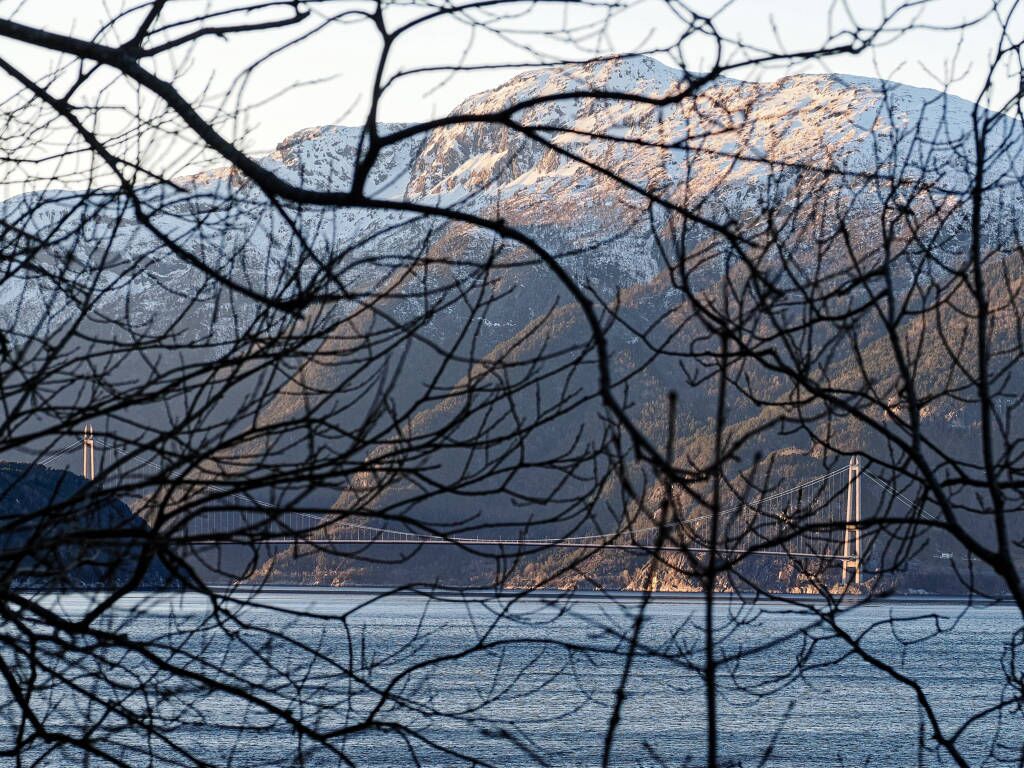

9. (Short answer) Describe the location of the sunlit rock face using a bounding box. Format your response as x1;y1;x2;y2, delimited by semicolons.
407;55;1018;276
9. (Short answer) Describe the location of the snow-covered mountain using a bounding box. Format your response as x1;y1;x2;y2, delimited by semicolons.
2;55;1021;349
0;123;423;346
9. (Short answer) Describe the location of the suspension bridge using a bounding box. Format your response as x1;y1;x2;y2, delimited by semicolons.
31;428;936;586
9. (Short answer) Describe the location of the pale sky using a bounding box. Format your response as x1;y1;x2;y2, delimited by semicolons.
0;0;1019;190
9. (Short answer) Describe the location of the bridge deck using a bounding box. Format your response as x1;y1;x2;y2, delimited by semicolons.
190;537;852;559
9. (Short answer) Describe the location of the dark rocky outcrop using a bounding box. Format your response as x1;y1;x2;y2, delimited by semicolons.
0;463;178;590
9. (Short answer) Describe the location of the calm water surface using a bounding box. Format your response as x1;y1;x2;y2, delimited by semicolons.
7;589;1023;767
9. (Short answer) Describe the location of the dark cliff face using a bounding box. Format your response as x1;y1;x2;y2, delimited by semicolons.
0;463;177;590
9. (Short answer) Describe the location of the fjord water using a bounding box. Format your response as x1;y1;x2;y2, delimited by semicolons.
13;591;1022;766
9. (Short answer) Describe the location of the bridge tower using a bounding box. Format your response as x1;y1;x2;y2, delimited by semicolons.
82;425;95;481
841;456;862;584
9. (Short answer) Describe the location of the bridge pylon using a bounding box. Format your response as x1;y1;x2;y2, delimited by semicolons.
82;425;95;481
841;456;862;584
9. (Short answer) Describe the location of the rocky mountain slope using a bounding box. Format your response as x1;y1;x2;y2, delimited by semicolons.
3;56;1022;592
